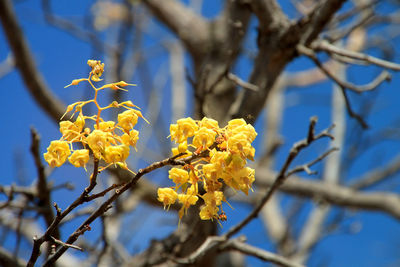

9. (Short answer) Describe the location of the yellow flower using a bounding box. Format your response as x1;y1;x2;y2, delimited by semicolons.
157;188;178;209
178;194;199;209
168;168;189;184
226;154;246;170
186;184;198;195
68;149;90;168
203;178;222;192
199;117;219;130
227;133;251;154
43;141;71;167
170;117;198;143
227;118;247;132
209;149;229;168
199;205;219;220
95;121;115;132
170;124;178;141
121;129;139;147
232;167;255;195
202;191;224;206
86;130;110;159
177;117;198;137
178;193;198;218
87;59;104;82
104;145;130;164
202;163;220;180
192;127;216;149
59;120;82;142
118;109;138;131
230;124;257;143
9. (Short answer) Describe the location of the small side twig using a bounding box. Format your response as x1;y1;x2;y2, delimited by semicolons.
42;143;218;266
84;183;125;202
224;117;334;238
27;158;99;267
227;72;259;91
286;147;339;177
49;236;84;252
314;40;400;71
297;44;383;128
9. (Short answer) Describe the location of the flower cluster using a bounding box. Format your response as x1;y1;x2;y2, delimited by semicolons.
43;60;147;173
157;117;257;222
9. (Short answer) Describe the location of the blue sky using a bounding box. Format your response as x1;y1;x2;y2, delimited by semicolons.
1;1;400;266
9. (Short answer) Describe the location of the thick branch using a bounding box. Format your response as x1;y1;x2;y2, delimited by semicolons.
0;247;26;267
256;173;400;221
142;0;208;58
299;0;347;45
350;154;400;190
173;236;305;267
0;0;65;123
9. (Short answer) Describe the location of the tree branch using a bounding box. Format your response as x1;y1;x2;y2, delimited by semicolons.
222;238;306;267
313;40;400;71
350;154;400;190
142;0;208;59
256;173;400;221
298;0;347;45
225;117;334;238
43;148;218;265
0;247;26;267
0;0;65;123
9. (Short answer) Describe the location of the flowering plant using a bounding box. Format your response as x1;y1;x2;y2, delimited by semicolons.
44;60;257;223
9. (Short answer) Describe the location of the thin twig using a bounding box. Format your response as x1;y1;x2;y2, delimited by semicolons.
50;236;84;252
42;144;218;265
297;44;379;128
298;45;391;93
27;158;99;267
314;40;400;71
224;117;334;238
286;147;339;177
227;72;259;91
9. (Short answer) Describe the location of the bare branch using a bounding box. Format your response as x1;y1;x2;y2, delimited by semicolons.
314;40;400;71
256;173;400;221
227;73;259;92
0;246;26;267
350;154;400;190
172;235;305;267
171;236;226;265
297;44;390;128
298;0;347;45
41;0;115;54
27;159;100;267
297;45;391;93
50;236;84;252
225;117;334;238
286;147;339;177
43;145;219;265
222;238;306;267
328;10;374;43
30;128;60;241
142;0;208;58
248;0;289;29
0;0;65;122
0;53;14;78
